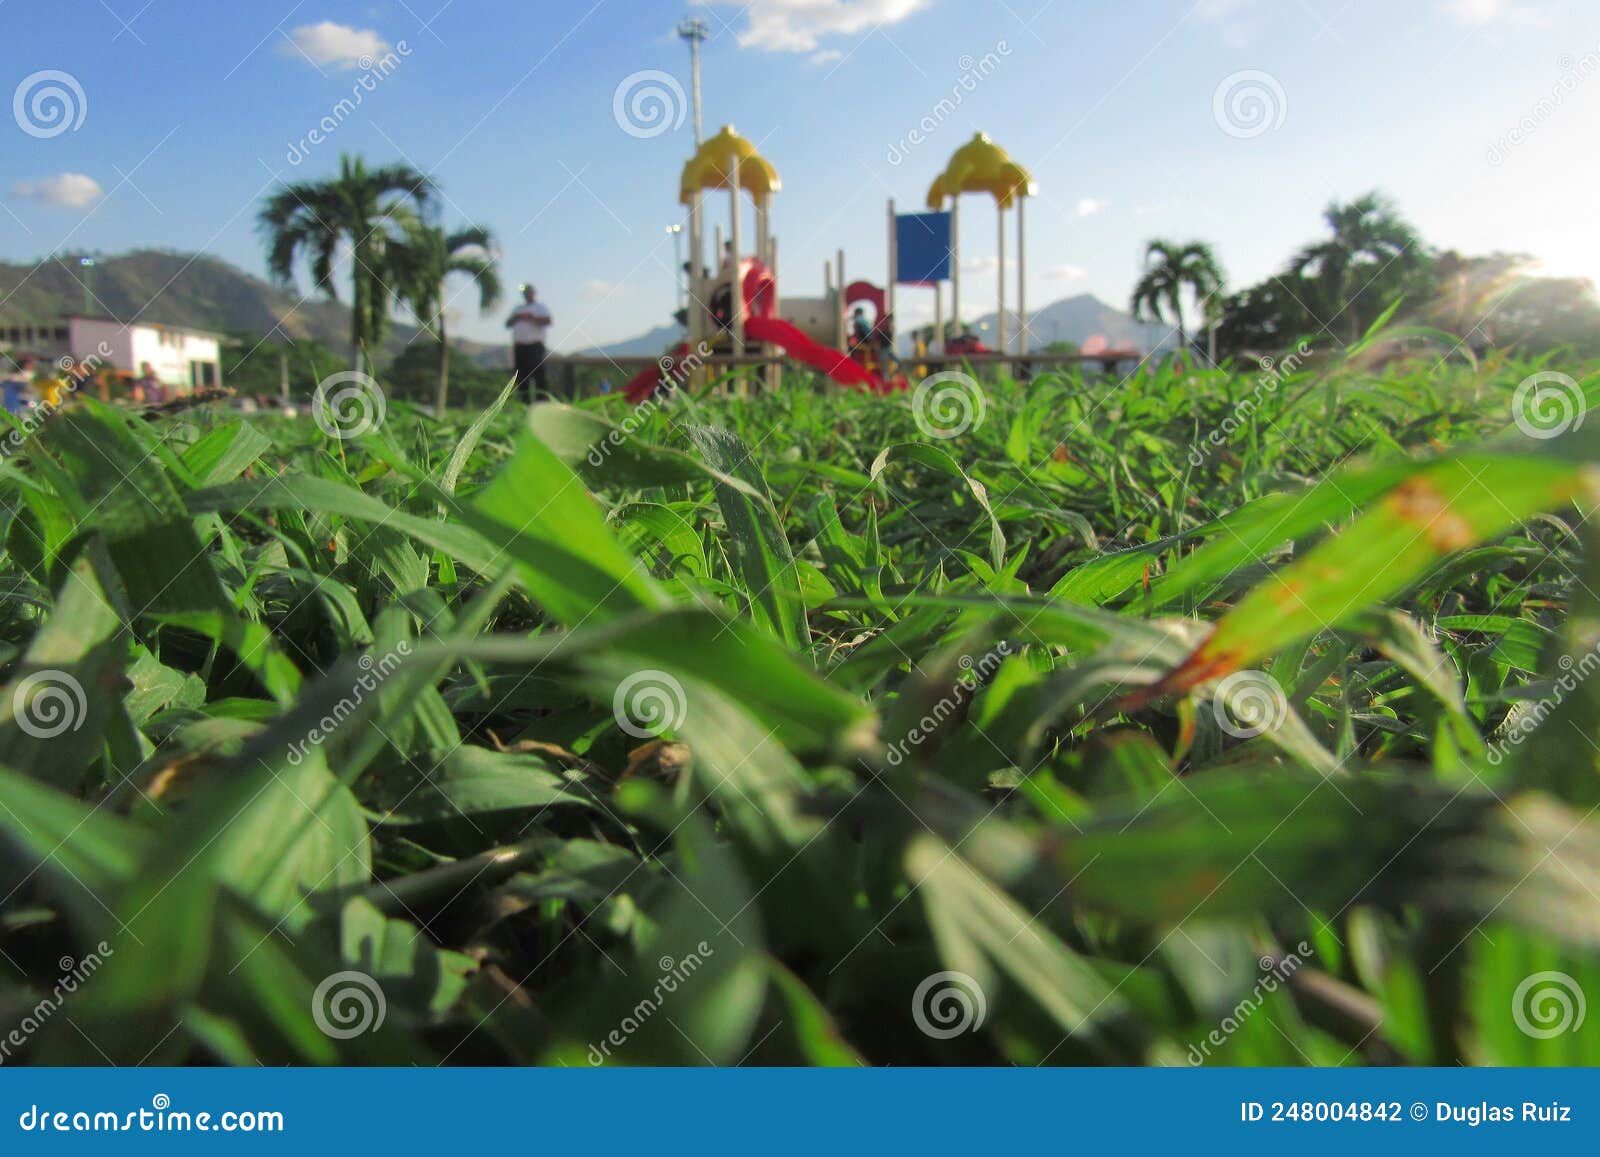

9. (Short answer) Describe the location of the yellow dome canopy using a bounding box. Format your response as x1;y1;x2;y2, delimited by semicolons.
679;125;781;206
925;133;1035;209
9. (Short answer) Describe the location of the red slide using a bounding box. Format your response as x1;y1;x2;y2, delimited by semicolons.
622;343;688;404
743;316;887;392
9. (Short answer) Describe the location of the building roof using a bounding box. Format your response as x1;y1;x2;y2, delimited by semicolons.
65;315;227;340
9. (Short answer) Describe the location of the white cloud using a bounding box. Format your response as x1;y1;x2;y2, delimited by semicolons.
962;255;998;274
1194;0;1255;21
1437;0;1546;25
809;49;844;65
1043;265;1087;281
701;0;931;53
282;22;391;69
581;278;633;300
12;172;103;209
1075;197;1108;218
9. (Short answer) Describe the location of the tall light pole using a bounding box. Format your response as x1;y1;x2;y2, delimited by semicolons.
78;256;96;317
677;17;708;145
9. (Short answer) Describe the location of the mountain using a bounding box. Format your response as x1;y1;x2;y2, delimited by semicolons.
0;249;501;364
963;293;1174;354
581;324;684;359
573;293;1171;361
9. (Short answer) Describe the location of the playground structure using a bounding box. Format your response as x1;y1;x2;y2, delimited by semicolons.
621;126;1134;404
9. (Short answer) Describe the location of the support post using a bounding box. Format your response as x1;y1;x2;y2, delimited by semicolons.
836;247;847;351
950;198;961;336
997;203;1008;358
688;192;705;355
1017;195;1028;357
934;282;944;355
886;198;897;334
729;156;744;373
765;230;780;392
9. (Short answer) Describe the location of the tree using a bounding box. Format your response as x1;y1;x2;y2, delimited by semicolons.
258;154;434;374
1424;250;1600;356
219;333;344;400
1129;239;1225;356
1288;192;1427;342
389;221;501;413
383;340;508;406
1212;277;1318;359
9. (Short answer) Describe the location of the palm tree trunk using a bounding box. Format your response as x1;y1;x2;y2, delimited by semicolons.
434;308;450;415
350;258;367;375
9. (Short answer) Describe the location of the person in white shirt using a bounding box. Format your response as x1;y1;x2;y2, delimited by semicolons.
505;284;553;399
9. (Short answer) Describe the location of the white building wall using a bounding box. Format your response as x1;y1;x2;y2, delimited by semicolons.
68;318;221;390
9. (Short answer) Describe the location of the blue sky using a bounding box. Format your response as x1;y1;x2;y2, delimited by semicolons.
6;0;1600;350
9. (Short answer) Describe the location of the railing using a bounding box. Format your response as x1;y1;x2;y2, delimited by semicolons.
547;349;1147;393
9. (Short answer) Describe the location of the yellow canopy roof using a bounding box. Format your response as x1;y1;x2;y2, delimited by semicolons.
679;125;781;206
925;133;1035;209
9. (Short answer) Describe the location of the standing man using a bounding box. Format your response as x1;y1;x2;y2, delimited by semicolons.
506;284;552;401
133;361;165;406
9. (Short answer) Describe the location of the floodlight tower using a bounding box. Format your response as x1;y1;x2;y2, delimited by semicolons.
677;17;709;145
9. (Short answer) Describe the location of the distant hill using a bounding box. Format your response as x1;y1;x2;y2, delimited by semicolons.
964;293;1174;354
581;324;684;359
576;294;1170;361
0;249;501;364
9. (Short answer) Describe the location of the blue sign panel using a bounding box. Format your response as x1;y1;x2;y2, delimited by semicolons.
895;211;952;285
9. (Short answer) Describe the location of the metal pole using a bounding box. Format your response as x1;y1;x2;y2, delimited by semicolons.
836;247;847;350
678;18;708;146
79;256;96;316
950;199;960;336
997;203;1007;356
689;192;704;353
886;198;896;333
729;155;743;356
1017;195;1028;357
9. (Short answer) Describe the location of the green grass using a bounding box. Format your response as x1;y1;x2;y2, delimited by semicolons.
2;334;1599;1066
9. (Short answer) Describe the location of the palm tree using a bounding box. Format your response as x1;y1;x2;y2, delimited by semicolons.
258;154;434;373
1129;239;1225;357
1288;192;1424;342
390;221;502;413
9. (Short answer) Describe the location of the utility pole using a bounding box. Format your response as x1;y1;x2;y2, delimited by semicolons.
677;17;708;145
78;256;96;316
